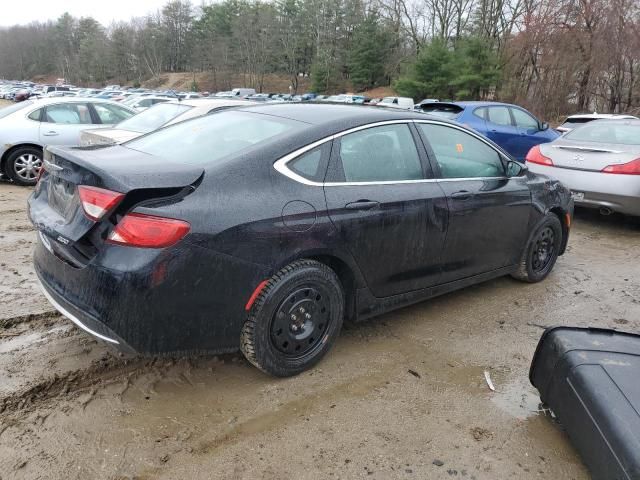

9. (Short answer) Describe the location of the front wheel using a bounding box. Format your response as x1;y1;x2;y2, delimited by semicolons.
512;214;563;283
5;146;43;186
240;260;344;377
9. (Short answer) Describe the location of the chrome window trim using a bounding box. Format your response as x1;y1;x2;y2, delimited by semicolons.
273;119;511;187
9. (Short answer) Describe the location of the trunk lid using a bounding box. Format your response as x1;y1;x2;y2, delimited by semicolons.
540;139;640;172
80;128;141;146
29;145;203;265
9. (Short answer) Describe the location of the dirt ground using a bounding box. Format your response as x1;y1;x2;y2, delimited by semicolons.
1;180;639;480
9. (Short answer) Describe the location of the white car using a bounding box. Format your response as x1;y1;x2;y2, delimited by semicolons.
377;96;415;110
556;113;638;133
0;98;135;186
122;95;171;111
80;98;255;146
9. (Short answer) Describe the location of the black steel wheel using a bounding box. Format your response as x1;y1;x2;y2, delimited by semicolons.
241;260;344;377
512;213;562;283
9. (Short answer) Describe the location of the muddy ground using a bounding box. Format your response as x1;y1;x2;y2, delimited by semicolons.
0;180;638;480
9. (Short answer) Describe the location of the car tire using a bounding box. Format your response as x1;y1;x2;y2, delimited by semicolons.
5;146;43;187
512;213;563;283
240;260;344;377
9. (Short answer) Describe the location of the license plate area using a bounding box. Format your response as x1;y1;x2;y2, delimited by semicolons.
571;191;585;201
47;176;77;220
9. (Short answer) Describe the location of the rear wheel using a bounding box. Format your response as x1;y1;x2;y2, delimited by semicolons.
512;214;562;283
5;146;43;186
240;260;344;377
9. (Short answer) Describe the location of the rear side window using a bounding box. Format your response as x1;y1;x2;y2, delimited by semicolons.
125;111;304;164
288;145;329;182
337;124;423;182
93;103;134;124
43;103;92;124
473;107;487;120
487;106;512;126
28;108;43;121
418;123;505;178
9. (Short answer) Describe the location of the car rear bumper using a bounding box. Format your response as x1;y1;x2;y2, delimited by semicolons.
528;164;640;216
33;232;268;355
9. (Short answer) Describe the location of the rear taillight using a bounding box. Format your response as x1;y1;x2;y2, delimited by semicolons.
525;145;554;166
78;186;124;221
107;213;190;248
601;158;640;175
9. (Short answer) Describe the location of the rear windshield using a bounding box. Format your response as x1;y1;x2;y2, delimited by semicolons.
0;100;33;119
125;110;305;163
559;118;594;129
419;104;463;119
116;103;191;133
564;122;640;145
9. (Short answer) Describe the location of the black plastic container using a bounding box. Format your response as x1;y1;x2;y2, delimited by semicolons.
530;326;640;480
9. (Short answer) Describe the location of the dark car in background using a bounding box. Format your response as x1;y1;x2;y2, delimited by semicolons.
29;104;573;377
417;101;559;161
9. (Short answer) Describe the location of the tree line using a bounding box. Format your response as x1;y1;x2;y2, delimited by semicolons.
0;0;638;118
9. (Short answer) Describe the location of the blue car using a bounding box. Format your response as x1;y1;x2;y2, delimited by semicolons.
418;101;559;161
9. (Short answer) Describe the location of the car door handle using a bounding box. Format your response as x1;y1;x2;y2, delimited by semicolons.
451;190;474;200
42;131;59;136
345;200;380;210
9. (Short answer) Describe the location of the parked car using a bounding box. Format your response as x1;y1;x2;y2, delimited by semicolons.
414;98;439;109
556;113;638;133
418;101;559;161
29;103;572;376
0;98;135;186
42;86;70;96
231;88;256;98
121;95;171;111
526;119;640;217
377;96;414;110
80;98;253;146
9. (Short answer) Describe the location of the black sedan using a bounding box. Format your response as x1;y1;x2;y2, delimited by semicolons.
28;104;573;376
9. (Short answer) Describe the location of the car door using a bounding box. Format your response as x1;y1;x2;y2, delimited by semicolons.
484;106;520;158
38;102;94;146
324;122;449;297
510;107;549;161
415;121;531;283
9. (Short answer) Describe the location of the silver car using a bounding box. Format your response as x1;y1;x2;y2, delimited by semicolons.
0;98;135;186
526;119;640;216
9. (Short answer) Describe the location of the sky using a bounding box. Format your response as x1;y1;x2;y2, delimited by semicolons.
0;0;175;27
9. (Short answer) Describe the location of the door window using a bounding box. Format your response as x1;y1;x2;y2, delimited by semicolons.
472;107;487;120
93;103;134;124
338;124;423;182
289;147;323;181
418;123;505;178
487;106;512;126
28;108;43;121
43;103;92;124
511;108;539;130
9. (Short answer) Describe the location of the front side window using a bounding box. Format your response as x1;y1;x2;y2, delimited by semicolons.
93;103;134;124
125;110;304;164
511;108;539;129
43;103;92;124
338;124;423;182
418;123;505;178
487;106;512;126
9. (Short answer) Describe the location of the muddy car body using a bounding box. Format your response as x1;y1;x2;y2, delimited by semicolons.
28;104;573;376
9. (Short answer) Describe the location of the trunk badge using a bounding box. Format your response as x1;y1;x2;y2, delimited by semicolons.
573;154;585;162
56;235;70;245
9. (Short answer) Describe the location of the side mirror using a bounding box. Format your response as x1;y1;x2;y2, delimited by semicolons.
507;160;527;177
539;121;549;131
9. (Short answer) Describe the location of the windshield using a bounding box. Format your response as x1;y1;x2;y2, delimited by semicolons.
564;122;640;145
125;110;304;164
0;100;33;119
116;103;191;133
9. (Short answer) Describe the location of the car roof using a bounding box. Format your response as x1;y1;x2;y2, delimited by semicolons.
164;98;254;108
27;97;129;107
234;103;435;127
565;113;638;120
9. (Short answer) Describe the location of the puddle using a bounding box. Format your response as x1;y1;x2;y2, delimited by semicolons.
491;376;546;419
